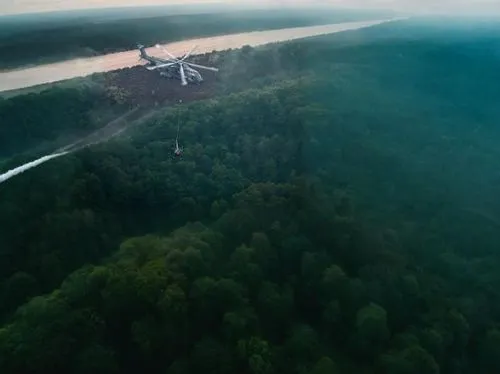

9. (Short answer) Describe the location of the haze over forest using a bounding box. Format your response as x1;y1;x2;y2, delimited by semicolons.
1;5;500;374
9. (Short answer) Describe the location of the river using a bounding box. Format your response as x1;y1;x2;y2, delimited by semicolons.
0;18;402;93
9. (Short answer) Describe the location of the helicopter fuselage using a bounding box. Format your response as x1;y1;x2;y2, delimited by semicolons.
158;64;203;83
138;44;216;86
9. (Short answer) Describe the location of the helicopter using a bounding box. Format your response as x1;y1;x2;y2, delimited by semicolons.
137;43;219;86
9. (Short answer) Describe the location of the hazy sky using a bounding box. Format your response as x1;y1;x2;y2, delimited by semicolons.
2;0;500;16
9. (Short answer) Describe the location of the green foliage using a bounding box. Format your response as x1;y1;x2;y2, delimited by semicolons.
353;303;390;358
285;324;320;363
477;329;500;374
1;271;38;315
309;357;338;374
72;344;118;374
237;337;273;374
0;80;309;319
190;337;234;374
380;346;440;374
1;18;500;374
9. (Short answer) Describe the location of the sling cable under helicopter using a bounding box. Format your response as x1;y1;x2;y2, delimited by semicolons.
173;100;183;157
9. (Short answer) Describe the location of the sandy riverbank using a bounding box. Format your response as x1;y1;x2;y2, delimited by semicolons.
0;18;403;93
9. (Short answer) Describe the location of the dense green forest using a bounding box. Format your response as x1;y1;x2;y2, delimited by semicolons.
2;18;500;374
0;8;387;69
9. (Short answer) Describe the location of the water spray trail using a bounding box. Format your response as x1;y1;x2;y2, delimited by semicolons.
0;151;69;184
0;124;126;186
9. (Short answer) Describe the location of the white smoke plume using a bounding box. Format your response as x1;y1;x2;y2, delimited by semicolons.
0;152;69;184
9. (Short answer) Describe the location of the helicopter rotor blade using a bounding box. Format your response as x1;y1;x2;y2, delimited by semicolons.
179;63;188;86
183;62;219;72
146;62;178;70
155;44;179;61
180;45;198;61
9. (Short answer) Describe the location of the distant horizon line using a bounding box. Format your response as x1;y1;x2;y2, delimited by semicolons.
1;2;499;19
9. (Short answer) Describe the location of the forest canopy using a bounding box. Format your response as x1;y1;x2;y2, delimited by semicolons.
1;18;500;374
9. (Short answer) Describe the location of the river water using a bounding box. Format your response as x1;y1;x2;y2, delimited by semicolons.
0;18;401;93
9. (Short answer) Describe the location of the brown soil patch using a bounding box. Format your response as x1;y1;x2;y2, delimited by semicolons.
103;54;219;107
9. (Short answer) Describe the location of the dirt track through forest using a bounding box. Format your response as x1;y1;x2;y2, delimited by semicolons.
0;108;157;185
